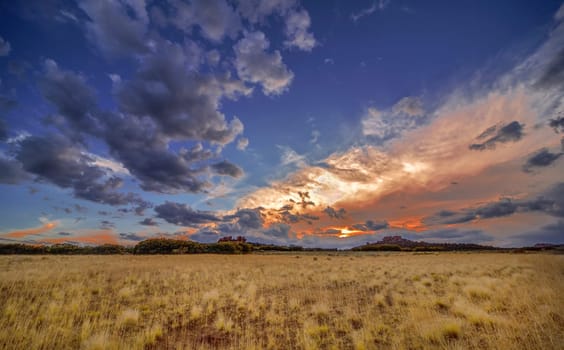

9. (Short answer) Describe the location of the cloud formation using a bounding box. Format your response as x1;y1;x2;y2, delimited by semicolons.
425;182;564;225
155;201;221;227
211;160;244;178
15;135;144;206
362;96;426;142
234;31;294;95
79;0;149;57
323;206;346;219
284;9;316;51
350;0;389;22
168;0;241;42
522;148;562;172
469;121;525;151
2;220;58;238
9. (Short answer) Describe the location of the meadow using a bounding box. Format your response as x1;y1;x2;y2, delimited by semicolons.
0;252;562;349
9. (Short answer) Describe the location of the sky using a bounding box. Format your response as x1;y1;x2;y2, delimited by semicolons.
0;0;563;248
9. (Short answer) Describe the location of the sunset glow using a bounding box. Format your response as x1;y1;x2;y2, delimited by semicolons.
0;1;563;248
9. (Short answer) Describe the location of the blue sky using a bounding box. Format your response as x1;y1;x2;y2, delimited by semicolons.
0;0;563;248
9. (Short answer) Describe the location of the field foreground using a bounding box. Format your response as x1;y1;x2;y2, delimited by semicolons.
0;253;562;349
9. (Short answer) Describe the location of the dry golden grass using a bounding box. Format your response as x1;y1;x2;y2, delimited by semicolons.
0;252;562;349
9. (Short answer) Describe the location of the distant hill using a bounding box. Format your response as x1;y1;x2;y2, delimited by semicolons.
352;235;499;252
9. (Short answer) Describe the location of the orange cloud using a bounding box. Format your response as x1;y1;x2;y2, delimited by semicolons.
388;217;427;232
3;221;58;238
40;230;118;245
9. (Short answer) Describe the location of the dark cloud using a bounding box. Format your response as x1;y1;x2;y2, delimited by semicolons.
15;135;142;206
534;48;564;90
119;232;145;242
101;113;211;194
97;40;248;193
469;121;525;151
115;40;247;143
133;201;152;216
79;0;149;57
58;232;72;236
154;201;221;227
323;206;346;219
224;208;263;229
476;200;518;218
139;218;158;226
522;148;562;172
40;59;100;138
549;116;564;133
276;210;319;224
35;39;249;195
351;220;389;231
297;191;315;208
0;156;30;184
211;160;244;177
99;220;115;229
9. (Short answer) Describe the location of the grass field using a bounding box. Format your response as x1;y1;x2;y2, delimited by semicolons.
0;252;562;349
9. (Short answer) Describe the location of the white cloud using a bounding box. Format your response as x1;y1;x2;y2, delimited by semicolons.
284;9;316;51
350;0;390;22
236;137;249;150
234;31;294;95
362;97;425;140
278;145;306;167
83;152;131;175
